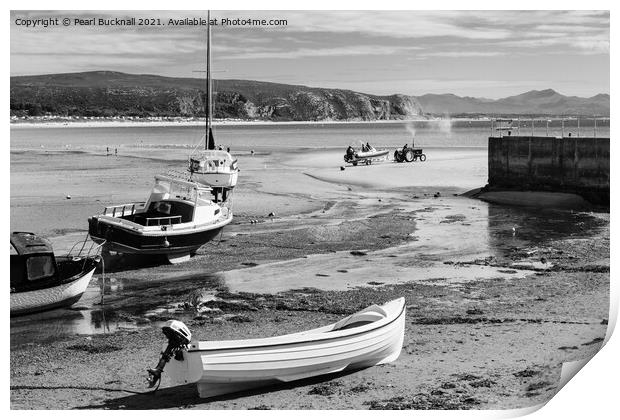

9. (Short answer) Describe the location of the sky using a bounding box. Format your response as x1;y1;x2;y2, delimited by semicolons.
10;10;610;98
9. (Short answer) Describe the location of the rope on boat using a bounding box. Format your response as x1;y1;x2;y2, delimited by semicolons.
217;225;224;245
100;254;105;306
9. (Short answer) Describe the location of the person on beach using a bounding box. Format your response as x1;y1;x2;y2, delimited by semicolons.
106;147;109;155
115;148;117;156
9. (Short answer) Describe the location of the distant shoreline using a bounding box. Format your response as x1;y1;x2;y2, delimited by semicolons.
8;117;463;129
10;115;609;130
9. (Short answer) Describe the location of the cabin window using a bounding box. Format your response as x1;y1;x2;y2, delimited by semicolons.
26;256;55;281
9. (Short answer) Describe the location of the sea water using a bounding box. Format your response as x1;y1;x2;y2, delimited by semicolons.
10;120;610;154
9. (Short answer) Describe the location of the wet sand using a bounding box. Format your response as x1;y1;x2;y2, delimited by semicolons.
10;145;609;410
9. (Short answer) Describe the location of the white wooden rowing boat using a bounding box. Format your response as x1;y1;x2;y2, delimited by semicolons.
163;297;405;398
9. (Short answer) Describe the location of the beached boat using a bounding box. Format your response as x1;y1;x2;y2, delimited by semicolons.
10;232;101;316
187;10;239;190
147;297;406;398
88;174;232;264
189;149;238;188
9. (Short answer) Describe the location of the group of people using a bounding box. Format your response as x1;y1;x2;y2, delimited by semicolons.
346;142;373;157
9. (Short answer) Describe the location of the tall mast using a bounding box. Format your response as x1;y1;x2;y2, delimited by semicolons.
205;10;213;150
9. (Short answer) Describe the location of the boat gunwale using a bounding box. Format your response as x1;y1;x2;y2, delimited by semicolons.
196;322;403;366
90;211;232;236
188;298;405;353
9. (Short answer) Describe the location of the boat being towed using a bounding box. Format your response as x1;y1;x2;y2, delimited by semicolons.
10;232;102;316
88;174;232;264
344;144;390;166
146;297;405;398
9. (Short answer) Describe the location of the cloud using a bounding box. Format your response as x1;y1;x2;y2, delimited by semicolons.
218;45;423;60
9;10;609;97
494;34;610;54
11;10;609;62
417;51;507;58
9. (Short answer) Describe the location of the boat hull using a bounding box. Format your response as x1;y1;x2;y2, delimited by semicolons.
11;267;95;316
88;215;231;256
355;149;389;159
190;171;238;188
166;298;406;398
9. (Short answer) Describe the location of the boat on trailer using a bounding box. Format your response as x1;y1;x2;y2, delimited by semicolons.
146;297;406;398
10;232;102;316
344;145;390;166
88;174;232;264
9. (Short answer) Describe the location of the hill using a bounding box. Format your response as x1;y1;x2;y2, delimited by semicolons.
10;71;609;120
10;71;423;121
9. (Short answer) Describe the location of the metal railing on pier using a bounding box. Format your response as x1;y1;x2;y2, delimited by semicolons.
490;117;608;138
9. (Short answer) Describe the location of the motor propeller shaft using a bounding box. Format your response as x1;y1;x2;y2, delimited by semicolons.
146;321;192;389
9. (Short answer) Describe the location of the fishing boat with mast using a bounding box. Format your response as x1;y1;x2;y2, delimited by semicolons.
87;14;234;264
188;10;239;194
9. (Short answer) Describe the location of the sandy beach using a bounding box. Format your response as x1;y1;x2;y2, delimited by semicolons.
10;140;609;410
9;116;485;130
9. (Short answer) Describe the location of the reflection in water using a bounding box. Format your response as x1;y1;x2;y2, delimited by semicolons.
486;203;605;253
11;279;148;349
10;272;219;348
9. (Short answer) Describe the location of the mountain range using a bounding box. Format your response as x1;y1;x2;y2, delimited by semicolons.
10;71;609;120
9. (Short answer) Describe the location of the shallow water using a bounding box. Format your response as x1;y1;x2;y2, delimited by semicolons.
222;196;605;294
10;281;159;349
10;121;610;154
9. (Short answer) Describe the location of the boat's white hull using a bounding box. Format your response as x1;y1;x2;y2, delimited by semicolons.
190;171;238;188
166;298;406;398
10;268;95;315
355;149;389;159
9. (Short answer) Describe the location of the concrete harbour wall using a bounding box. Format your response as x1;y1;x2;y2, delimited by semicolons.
488;136;610;205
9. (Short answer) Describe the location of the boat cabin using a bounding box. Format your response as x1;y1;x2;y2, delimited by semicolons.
10;232;59;293
189;150;237;174
101;175;222;227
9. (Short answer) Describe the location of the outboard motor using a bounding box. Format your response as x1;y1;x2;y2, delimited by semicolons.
147;320;192;388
